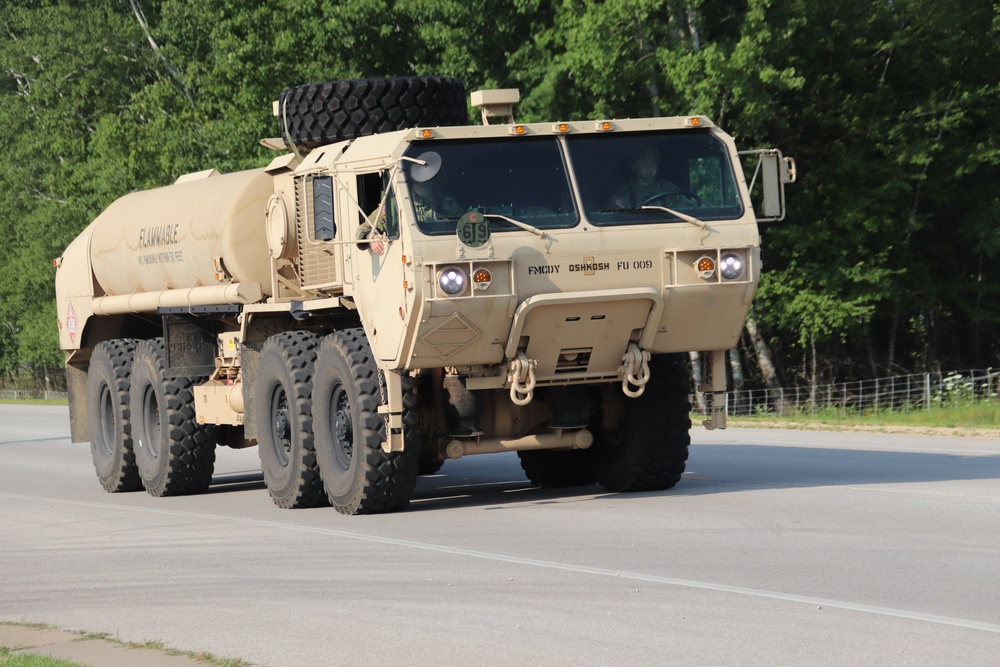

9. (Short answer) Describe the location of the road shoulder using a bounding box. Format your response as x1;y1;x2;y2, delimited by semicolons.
0;623;213;667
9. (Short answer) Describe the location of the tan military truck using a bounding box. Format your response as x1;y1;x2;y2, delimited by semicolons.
54;76;794;514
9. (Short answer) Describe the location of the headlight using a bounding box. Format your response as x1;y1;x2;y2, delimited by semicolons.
720;253;744;280
438;266;468;296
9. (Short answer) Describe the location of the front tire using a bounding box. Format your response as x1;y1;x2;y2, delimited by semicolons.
86;339;142;493
254;331;327;509
591;354;691;492
313;330;418;515
130;339;216;497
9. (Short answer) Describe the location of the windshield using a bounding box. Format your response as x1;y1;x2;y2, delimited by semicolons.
566;129;744;225
402;138;578;235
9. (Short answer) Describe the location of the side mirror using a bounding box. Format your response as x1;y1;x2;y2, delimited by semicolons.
741;149;796;221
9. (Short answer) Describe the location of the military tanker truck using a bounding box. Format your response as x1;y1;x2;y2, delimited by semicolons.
54;76;794;514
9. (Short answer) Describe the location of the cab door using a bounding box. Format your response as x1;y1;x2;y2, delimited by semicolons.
353;172;408;362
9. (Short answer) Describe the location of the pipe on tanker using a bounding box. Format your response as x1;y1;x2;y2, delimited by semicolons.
91;282;263;315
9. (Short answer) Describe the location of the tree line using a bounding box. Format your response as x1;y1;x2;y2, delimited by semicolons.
1;0;998;391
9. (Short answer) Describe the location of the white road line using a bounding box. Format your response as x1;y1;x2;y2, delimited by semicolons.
3;491;999;634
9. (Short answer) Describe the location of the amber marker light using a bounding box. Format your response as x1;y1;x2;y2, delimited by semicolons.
695;255;716;279
472;267;493;290
685;117;702;127
595;121;614;131
553;122;570;133
416;129;434;139
509;125;527;135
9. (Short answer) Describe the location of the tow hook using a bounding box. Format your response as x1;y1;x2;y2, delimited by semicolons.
508;351;538;406
620;343;651;398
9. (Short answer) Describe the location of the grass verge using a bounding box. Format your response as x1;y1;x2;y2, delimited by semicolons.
0;647;85;667
696;401;1000;434
0;622;250;667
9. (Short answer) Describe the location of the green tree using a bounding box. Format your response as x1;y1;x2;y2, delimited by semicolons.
0;2;157;386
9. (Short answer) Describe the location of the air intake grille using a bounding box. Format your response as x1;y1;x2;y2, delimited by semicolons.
295;175;341;292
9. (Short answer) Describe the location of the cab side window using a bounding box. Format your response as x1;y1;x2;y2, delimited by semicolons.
357;171;399;239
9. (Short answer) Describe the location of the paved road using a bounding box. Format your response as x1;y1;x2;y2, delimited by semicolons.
2;404;998;665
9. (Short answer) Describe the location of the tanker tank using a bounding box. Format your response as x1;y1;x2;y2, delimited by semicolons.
89;167;275;297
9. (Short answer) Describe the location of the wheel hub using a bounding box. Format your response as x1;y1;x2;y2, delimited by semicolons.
334;409;352;458
274;409;291;445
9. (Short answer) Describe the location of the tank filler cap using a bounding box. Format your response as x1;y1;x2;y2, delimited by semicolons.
174;168;219;185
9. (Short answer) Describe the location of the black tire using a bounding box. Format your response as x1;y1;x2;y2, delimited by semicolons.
407;372;443;475
313;329;418;515
254;331;327;509
277;76;467;148
130;339;217;497
86;339;143;493
518;449;597;487
418;458;445;476
591;354;692;492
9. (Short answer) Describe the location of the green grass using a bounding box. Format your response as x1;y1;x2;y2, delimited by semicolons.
0;647;86;667
713;401;1000;430
0;399;67;406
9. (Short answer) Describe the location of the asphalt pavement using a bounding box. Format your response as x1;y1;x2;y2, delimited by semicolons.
2;404;999;666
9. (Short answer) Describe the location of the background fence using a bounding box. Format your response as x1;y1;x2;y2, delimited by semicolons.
3;370;998;418
694;368;998;418
0;390;68;401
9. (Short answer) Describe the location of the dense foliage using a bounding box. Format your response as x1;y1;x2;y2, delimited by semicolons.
1;0;998;390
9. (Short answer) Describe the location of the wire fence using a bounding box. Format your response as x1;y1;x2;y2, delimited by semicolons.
3;369;999;418
693;368;998;418
0;390;68;401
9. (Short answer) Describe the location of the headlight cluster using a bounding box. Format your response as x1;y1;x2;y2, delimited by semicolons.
693;252;746;281
435;264;497;297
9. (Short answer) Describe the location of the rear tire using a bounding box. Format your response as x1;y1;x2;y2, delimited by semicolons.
313;330;418;515
255;331;327;508
591;354;691;492
277;76;467;148
130;339;216;496
86;339;142;493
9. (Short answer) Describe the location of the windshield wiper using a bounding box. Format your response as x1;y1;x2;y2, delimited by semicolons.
640;205;707;229
482;213;548;238
598;206;708;229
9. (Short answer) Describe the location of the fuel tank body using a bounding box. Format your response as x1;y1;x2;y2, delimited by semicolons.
89;168;274;296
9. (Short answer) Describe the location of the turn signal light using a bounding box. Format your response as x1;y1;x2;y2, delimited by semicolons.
472;267;493;290
695;256;716;279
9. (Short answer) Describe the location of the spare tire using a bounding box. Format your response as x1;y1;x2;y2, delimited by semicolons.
277;76;468;148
